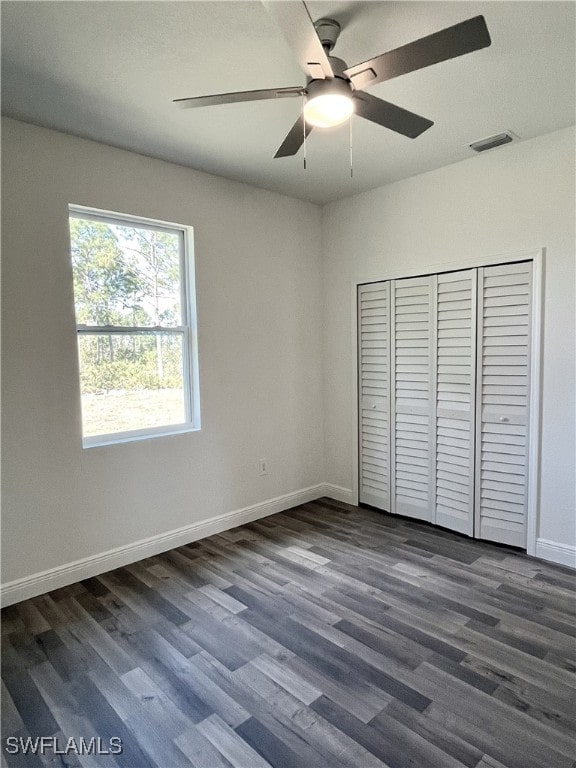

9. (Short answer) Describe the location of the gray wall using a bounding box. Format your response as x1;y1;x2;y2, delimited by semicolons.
1;118;324;584
2;119;574;592
322;126;575;549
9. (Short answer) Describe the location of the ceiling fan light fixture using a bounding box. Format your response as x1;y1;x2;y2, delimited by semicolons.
304;93;354;127
303;77;354;128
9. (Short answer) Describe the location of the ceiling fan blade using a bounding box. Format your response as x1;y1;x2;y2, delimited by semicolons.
354;92;433;138
344;15;491;91
174;86;303;108
262;1;334;79
274;115;313;158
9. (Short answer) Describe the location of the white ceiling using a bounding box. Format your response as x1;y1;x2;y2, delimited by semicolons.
2;1;574;204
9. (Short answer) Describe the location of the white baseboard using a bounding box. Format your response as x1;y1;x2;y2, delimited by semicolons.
535;538;576;569
322;483;357;505
5;485;569;606
0;483;329;607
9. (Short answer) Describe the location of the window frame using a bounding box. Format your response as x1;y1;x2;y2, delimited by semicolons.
68;204;200;448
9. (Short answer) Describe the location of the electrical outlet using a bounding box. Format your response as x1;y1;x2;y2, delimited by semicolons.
258;459;268;476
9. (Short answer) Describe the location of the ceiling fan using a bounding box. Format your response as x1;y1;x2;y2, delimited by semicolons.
174;1;491;158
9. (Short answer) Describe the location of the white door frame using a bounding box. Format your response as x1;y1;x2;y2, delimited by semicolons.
351;247;544;556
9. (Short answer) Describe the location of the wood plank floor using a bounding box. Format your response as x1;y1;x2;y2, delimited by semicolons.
2;498;575;768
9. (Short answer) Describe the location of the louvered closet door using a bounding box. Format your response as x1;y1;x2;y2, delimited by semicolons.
435;270;476;536
392;276;435;522
358;282;391;510
475;261;532;547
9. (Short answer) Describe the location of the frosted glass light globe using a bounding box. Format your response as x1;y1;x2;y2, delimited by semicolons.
304;93;354;128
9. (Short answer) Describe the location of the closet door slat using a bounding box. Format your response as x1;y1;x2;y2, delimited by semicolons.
434;270;476;535
475;261;532;547
392;276;435;522
359;282;391;510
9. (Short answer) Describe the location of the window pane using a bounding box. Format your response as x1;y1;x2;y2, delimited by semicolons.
78;333;187;437
70;216;182;327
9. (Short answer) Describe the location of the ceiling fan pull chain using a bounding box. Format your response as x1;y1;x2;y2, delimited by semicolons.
349;115;354;178
302;93;307;170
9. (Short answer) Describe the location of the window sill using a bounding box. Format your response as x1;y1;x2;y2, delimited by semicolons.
82;423;200;449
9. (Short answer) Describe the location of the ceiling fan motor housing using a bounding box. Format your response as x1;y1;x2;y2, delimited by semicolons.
305;57;350;89
305;76;352;102
327;56;349;80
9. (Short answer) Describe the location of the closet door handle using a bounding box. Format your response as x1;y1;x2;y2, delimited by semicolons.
499;416;510;423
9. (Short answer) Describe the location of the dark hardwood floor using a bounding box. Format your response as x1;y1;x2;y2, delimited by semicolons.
2;498;575;768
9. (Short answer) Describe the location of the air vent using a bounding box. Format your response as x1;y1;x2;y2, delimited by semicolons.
470;132;516;153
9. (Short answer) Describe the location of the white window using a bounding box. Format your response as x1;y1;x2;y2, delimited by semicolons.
68;205;200;447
